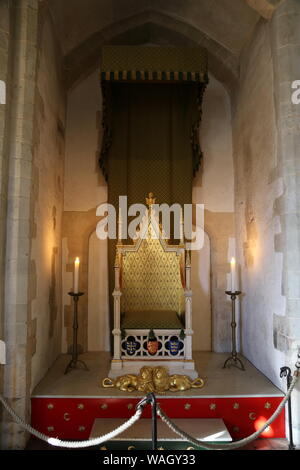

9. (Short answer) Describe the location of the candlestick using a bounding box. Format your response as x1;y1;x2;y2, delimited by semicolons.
223;290;245;371
74;257;80;293
64;292;89;374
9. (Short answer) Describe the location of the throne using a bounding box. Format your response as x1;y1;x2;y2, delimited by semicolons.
108;194;197;379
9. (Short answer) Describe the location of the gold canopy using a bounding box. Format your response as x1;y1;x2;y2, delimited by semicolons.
100;46;208;82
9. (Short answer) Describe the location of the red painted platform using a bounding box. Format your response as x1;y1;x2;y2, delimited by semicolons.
31;395;285;441
31;352;286;442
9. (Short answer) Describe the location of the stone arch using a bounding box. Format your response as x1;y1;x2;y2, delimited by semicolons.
246;0;286;19
64;10;239;92
62;207;104;353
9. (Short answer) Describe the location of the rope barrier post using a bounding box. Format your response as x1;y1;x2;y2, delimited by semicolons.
137;393;158;450
280;366;295;450
149;393;158;451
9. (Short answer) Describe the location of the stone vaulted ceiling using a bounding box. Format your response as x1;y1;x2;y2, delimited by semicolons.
45;0;285;90
48;0;260;56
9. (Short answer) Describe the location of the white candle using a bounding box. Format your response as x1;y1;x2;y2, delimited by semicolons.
74;257;80;293
230;257;236;293
180;208;184;242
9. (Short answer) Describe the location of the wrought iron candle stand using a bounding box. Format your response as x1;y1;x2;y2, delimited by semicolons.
64;292;89;375
223;291;245;371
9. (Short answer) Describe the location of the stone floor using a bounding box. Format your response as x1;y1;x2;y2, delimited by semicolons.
32;351;285;398
25;437;291;451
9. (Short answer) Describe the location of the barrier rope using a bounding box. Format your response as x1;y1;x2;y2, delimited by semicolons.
0;394;143;449
157;358;300;451
0;351;299;449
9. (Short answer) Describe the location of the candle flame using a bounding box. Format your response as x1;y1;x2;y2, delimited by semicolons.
75;257;80;265
231;257;236;266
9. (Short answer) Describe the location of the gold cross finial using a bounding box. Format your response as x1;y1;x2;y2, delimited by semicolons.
146;192;156;207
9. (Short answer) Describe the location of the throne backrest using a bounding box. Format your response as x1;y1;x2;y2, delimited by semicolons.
120;218;185;314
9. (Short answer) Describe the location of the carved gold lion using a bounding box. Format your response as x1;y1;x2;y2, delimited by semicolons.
153;366;204;392
102;366;154;393
102;366;204;393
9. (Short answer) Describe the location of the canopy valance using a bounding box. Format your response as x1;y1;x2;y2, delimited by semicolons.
100;46;208;83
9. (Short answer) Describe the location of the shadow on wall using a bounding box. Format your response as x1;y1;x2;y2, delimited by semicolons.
88;230;110;351
191;231;211;351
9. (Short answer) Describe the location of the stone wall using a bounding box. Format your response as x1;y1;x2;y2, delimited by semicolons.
0;0;12;435
0;0;66;448
233;8;300;445
2;0;39;450
270;0;300;444
0;0;11;327
30;5;66;391
233;19;286;383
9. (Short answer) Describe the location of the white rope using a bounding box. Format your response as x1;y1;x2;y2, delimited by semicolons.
157;370;299;450
0;394;143;449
